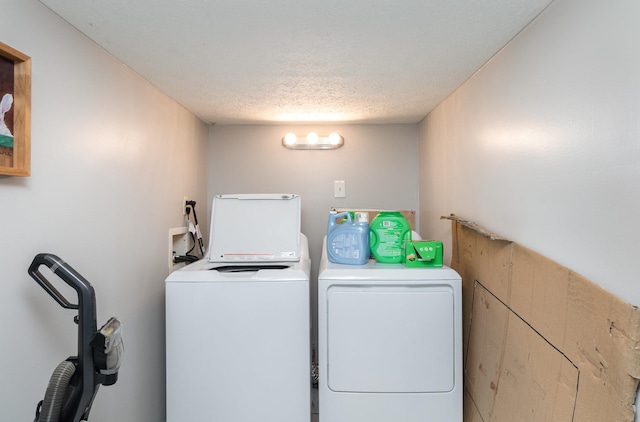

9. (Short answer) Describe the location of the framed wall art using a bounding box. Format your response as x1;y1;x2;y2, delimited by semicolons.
0;41;31;177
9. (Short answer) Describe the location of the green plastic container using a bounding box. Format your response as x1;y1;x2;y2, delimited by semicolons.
402;240;443;267
369;211;411;263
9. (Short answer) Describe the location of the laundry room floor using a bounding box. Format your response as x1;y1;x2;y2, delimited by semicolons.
311;385;319;421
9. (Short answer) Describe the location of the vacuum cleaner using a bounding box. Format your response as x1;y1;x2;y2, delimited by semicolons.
28;253;124;422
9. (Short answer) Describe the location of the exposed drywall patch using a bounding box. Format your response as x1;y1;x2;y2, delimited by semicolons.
444;214;640;422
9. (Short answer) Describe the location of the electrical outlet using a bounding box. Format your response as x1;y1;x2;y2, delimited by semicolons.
183;196;189;215
334;180;346;198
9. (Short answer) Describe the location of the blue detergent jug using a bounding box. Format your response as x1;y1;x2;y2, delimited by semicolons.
327;211;370;265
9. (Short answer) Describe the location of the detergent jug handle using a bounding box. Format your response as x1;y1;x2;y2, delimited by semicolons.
328;211;351;228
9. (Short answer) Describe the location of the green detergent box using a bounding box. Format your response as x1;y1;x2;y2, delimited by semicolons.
402;240;443;267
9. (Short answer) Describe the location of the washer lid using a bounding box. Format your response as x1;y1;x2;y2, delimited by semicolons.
207;194;301;263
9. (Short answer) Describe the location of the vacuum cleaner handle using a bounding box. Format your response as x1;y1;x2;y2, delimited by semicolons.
29;253;101;422
28;253;94;310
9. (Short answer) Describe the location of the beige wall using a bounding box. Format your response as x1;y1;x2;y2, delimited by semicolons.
0;2;209;420
208;124;419;341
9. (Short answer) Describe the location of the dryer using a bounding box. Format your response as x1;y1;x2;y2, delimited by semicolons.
166;194;310;422
318;238;462;422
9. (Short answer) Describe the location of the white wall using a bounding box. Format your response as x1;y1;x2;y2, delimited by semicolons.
0;2;209;421
418;0;640;416
208;124;419;342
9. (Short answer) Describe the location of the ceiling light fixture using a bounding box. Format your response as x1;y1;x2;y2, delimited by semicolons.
282;132;344;150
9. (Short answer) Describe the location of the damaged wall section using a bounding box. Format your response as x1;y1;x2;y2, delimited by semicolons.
444;215;640;422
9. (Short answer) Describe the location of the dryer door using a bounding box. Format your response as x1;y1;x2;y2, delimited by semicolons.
327;284;455;393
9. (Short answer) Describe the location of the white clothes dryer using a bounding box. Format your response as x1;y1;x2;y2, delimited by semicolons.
166;194;310;422
318;238;462;422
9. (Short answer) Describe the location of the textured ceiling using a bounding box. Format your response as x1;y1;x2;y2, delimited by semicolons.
40;0;553;125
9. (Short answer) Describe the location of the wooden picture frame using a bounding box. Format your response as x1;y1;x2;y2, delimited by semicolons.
0;42;31;177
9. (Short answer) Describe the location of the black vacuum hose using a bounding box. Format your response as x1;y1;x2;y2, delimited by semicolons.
35;360;76;422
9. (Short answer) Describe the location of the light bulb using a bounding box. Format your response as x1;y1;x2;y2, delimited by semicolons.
307;132;319;144
284;133;297;145
328;132;341;145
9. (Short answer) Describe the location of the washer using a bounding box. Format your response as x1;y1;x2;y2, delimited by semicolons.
166;194;310;422
318;238;462;422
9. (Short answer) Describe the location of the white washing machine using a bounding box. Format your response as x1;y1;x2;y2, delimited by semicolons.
166;194;310;422
318;238;462;422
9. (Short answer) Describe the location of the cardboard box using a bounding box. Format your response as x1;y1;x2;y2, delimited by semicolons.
401;240;443;267
442;214;640;422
